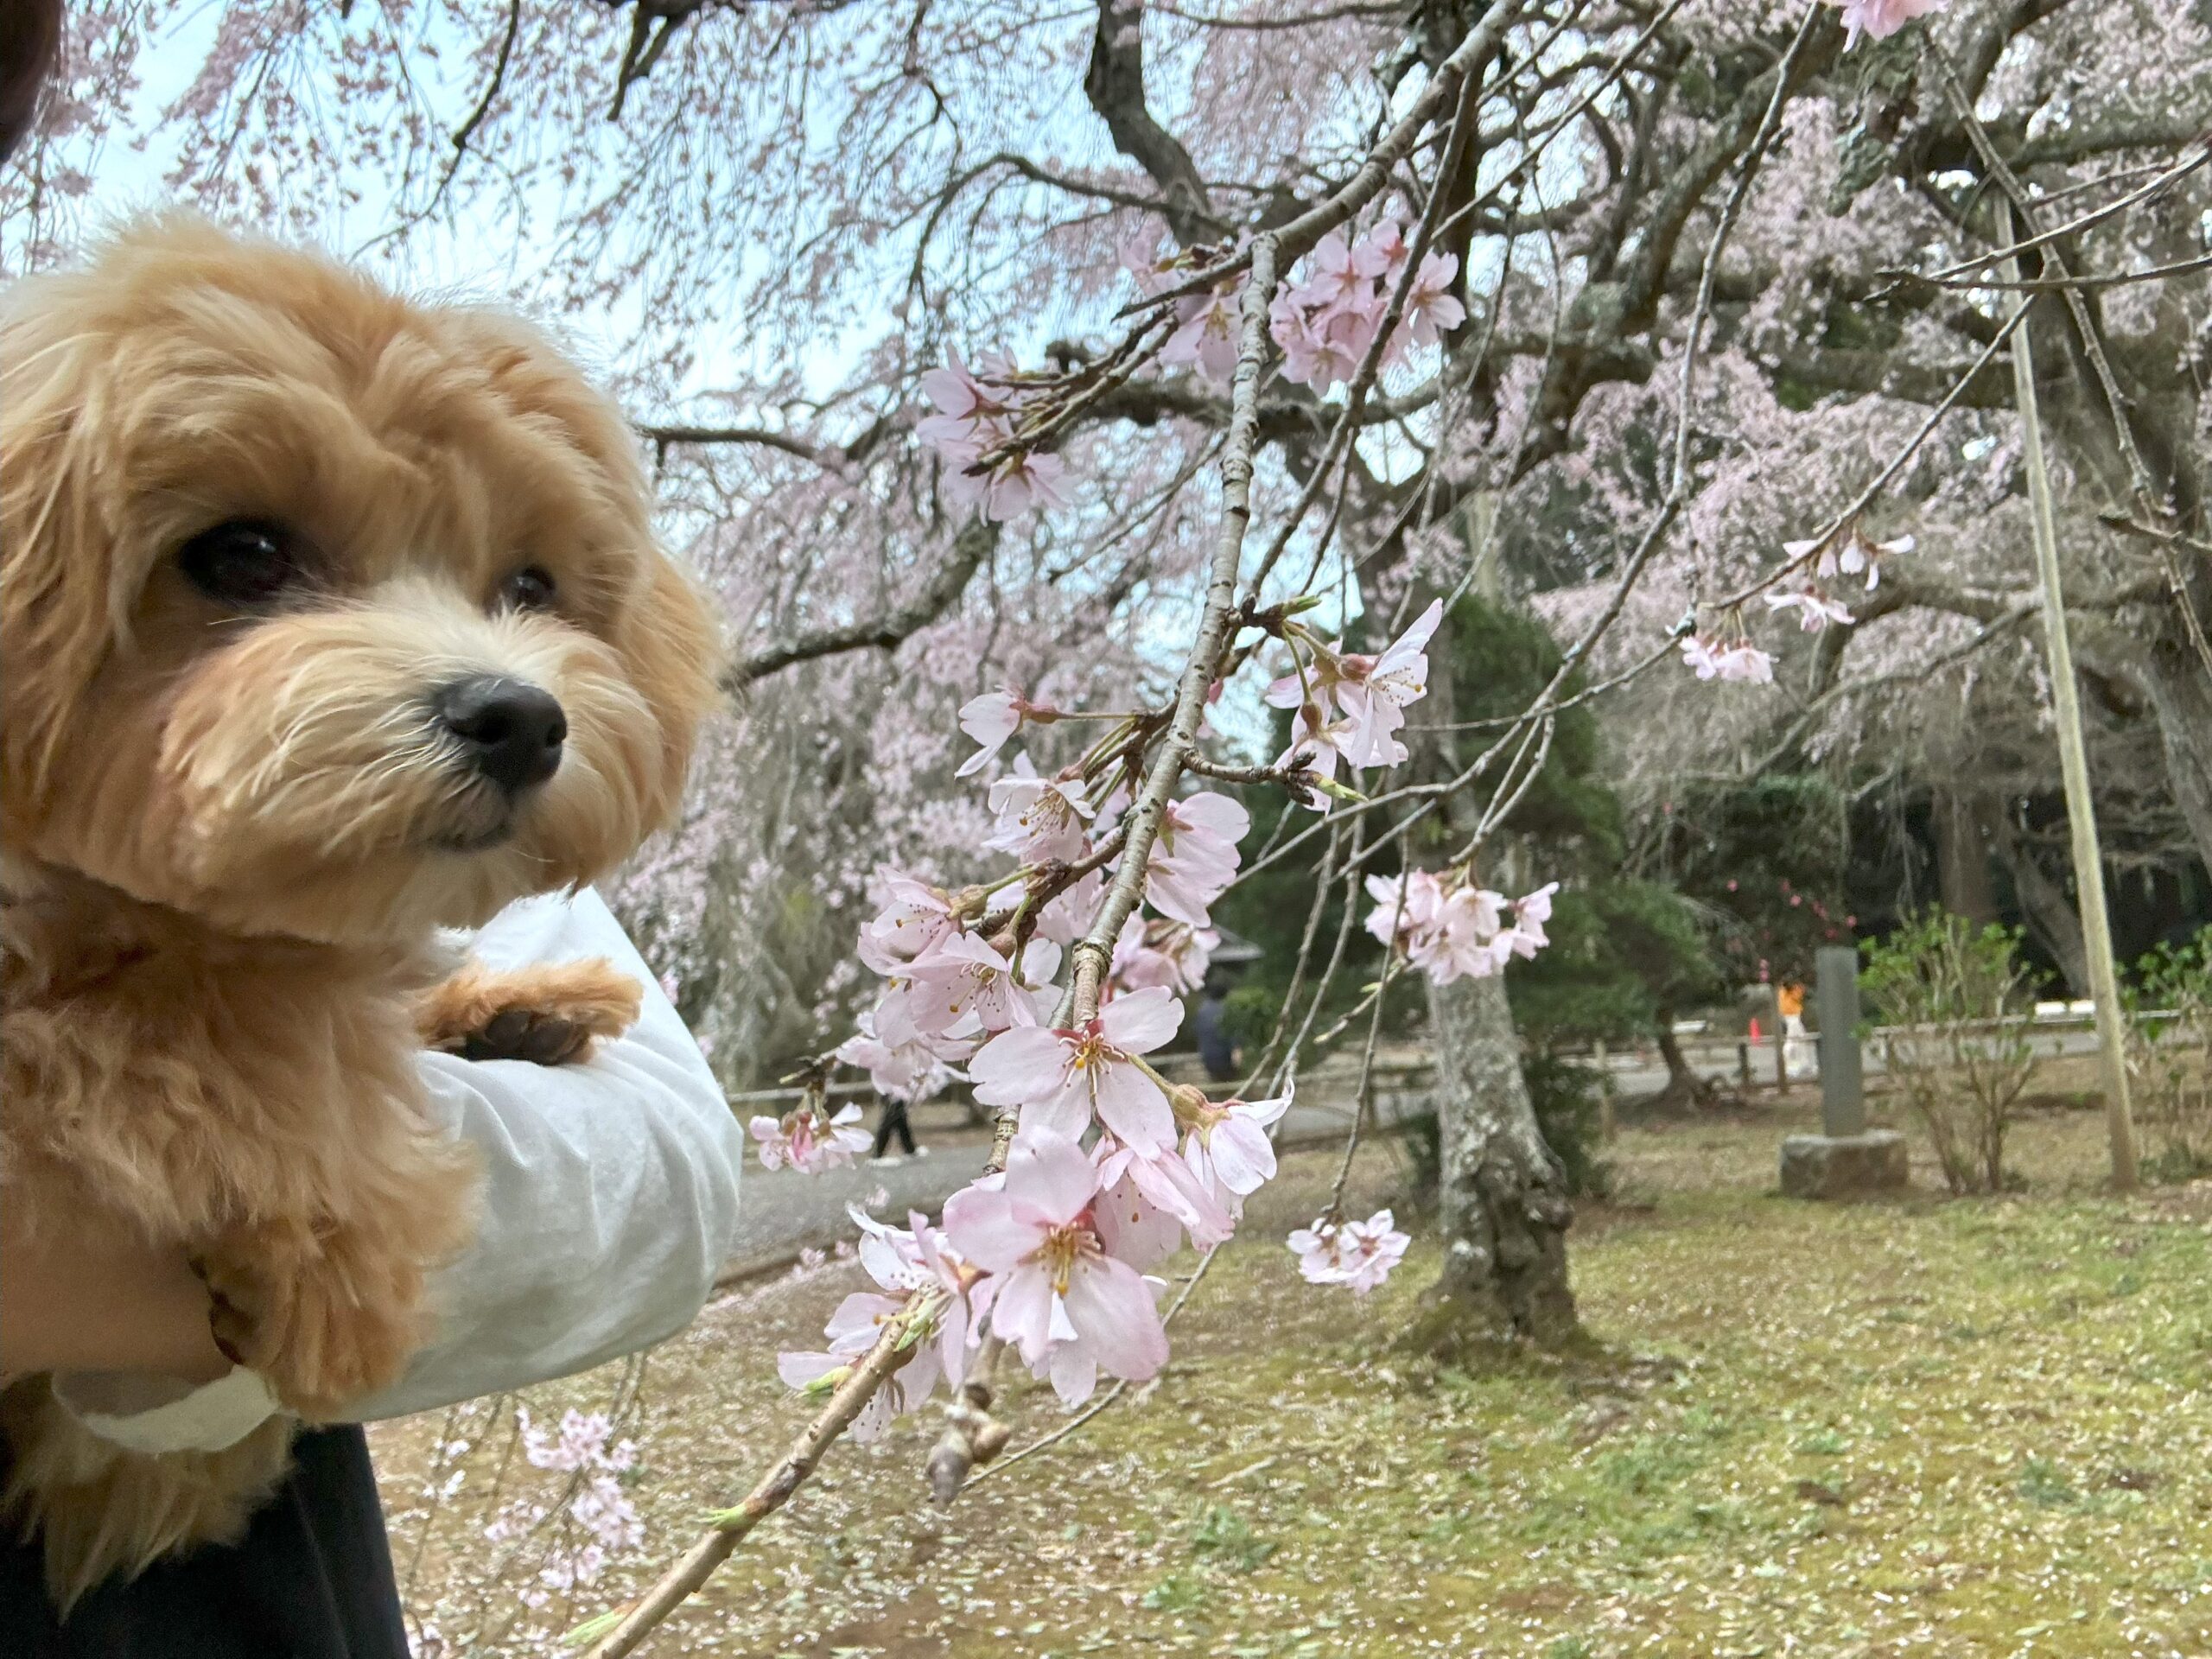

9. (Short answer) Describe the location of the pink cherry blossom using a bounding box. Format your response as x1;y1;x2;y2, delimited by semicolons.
981;448;1071;521
1332;599;1443;766
1367;870;1551;985
956;689;1058;779
1678;634;1726;679
1145;791;1250;926
1111;912;1219;995
775;1289;925;1440
986;753;1095;861
1162;287;1242;383
748;1102;872;1173
916;352;1068;522
833;1005;969;1103
855;870;960;976
1718;642;1777;683
1270;299;1360;391
519;1408;632;1476
1783;525;1916;592
1117;226;1175;296
1180;1083;1293;1204
1300;230;1374;306
1420;883;1515;982
1827;0;1947;48
917;349;1011;435
1362;218;1411;280
903;930;1061;1037
1287;1208;1411;1294
1402;251;1466;347
1095;1128;1237;1256
1034;868;1105;946
1764;587;1855;632
847;1205;995;1391
1511;882;1560;948
942;1130;1169;1398
1089;1160;1189;1272
1363;870;1446;950
967;985;1183;1152
1679;634;1776;684
1268;601;1441;770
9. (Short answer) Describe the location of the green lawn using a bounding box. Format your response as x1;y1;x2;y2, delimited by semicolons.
377;1099;2212;1658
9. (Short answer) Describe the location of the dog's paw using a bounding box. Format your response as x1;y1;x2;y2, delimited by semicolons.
194;1227;420;1418
416;958;643;1065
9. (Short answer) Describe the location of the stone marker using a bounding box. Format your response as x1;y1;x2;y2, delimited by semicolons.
1779;945;1908;1199
1815;944;1865;1135
1779;1129;1909;1199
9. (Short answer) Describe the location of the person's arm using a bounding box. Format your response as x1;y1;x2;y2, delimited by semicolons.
346;886;744;1419
0;1209;229;1386
48;886;743;1445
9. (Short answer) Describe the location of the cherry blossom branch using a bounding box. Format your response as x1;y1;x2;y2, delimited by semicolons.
1064;234;1283;1027
1930;48;2212;679
1703;303;2030;613
1237;817;1351;1096
640;423;855;474
580;1314;925;1659
1455;711;1556;862
1890;131;2212;288
1182;751;1323;801
1116;2;1527;318
1237;8;1825;897
971;317;1179;472
435;0;521;203
1243;58;1485;602
1885;251;2212;292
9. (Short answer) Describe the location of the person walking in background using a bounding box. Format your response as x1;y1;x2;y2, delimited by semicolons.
1778;979;1815;1079
870;1091;925;1166
1195;973;1240;1083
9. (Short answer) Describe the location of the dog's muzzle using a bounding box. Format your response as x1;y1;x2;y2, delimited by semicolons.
433;675;566;793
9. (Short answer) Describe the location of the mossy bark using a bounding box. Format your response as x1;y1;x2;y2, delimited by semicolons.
1417;940;1580;1350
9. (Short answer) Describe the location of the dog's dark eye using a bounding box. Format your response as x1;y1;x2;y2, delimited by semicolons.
176;519;307;607
498;565;558;613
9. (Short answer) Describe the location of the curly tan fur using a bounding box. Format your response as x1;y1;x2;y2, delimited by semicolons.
416;957;645;1064
0;216;722;1609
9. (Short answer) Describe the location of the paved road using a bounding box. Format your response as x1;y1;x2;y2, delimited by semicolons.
724;1091;1396;1274
723;1019;2118;1274
1602;1021;2109;1098
729;1143;993;1269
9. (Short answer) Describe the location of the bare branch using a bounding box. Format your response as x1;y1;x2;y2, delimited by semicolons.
730;518;999;687
1084;0;1218;244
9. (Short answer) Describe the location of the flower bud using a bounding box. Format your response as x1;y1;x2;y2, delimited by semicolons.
1166;1083;1212;1127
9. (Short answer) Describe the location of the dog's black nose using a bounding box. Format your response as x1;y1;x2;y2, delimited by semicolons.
435;676;566;792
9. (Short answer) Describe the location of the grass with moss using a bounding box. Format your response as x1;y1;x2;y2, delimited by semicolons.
376;1092;2212;1658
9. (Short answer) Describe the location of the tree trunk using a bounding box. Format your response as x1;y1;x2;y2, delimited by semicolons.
1989;813;2090;996
1934;789;2000;927
1648;1016;1713;1110
1419;967;1580;1347
2138;642;2212;874
1399;566;1580;1351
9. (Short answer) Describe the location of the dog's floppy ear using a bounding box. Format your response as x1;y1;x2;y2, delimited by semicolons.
436;303;728;832
0;278;123;837
620;545;727;832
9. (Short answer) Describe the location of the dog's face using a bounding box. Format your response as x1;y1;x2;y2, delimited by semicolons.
1;218;722;942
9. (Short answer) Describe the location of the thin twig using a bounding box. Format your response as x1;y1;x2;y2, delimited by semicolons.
582;1320;925;1658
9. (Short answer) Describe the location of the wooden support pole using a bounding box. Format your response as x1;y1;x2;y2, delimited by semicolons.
2001;213;2138;1193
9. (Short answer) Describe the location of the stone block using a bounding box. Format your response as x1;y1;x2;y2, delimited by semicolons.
1779;1130;1909;1200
